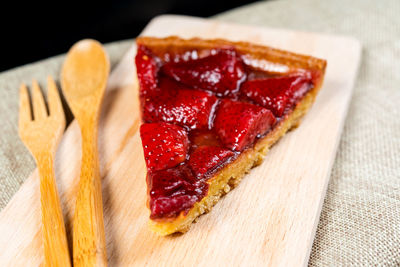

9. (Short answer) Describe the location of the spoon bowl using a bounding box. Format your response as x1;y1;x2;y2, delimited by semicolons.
62;39;109;120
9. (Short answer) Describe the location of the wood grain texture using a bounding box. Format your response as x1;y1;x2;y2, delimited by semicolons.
61;40;110;267
18;77;71;267
0;16;361;266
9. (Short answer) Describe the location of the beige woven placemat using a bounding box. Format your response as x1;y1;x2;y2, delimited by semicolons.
0;0;399;265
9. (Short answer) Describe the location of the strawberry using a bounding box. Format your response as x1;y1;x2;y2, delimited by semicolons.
162;48;246;96
140;122;189;172
142;77;218;130
240;74;312;117
135;45;159;97
188;146;235;178
148;167;207;219
214;99;276;151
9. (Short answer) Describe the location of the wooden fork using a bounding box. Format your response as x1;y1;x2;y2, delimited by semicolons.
18;77;71;267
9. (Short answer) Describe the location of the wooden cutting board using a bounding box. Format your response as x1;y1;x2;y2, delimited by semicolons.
0;15;361;266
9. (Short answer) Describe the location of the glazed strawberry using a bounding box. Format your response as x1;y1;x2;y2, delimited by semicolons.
162;48;246;96
214;100;276;151
241;74;312;117
290;72;313;100
135;45;159;96
188;146;235;178
140;122;189;172
149;167;207;219
134;37;327;235
142;77;218;129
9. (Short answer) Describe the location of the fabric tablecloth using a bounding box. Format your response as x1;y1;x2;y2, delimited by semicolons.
1;0;399;265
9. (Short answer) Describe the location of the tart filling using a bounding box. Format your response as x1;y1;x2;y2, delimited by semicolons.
135;36;326;234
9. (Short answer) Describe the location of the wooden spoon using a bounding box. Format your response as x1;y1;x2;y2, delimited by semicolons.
61;39;110;267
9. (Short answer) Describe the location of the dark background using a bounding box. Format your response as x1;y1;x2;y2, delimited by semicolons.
1;0;258;72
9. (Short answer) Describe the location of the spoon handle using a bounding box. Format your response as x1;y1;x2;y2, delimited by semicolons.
73;125;107;267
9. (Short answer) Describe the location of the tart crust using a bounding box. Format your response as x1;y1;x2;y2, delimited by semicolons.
136;36;327;235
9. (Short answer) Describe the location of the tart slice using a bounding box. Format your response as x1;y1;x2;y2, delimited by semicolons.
135;36;326;235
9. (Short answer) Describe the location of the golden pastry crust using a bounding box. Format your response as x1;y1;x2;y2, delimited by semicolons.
136;36;327;235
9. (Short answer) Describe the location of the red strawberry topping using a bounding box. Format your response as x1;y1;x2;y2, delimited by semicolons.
135;45;159;97
188;146;235;178
162;48;246;96
140;122;189;172
142;77;218;130
241;74;312;117
214;99;276;151
149;167;207;219
135;44;318;221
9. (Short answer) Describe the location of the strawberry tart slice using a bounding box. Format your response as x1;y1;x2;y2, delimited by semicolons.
135;36;326;235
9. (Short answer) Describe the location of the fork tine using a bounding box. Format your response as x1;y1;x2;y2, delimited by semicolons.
32;79;48;120
47;76;65;123
19;83;32;127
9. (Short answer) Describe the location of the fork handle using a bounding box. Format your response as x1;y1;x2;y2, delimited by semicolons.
37;152;71;267
73;126;107;267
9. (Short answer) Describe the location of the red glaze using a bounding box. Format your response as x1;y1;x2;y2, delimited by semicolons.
241;74;312;117
140;122;188;172
135;45;159;97
162;48;246;96
142;77;218;130
214;99;276;151
189;129;221;150
148;166;208;219
188;146;235;178
136;46;316;219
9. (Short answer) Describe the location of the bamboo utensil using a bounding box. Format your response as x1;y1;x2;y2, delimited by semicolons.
61;39;110;267
18;77;71;267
